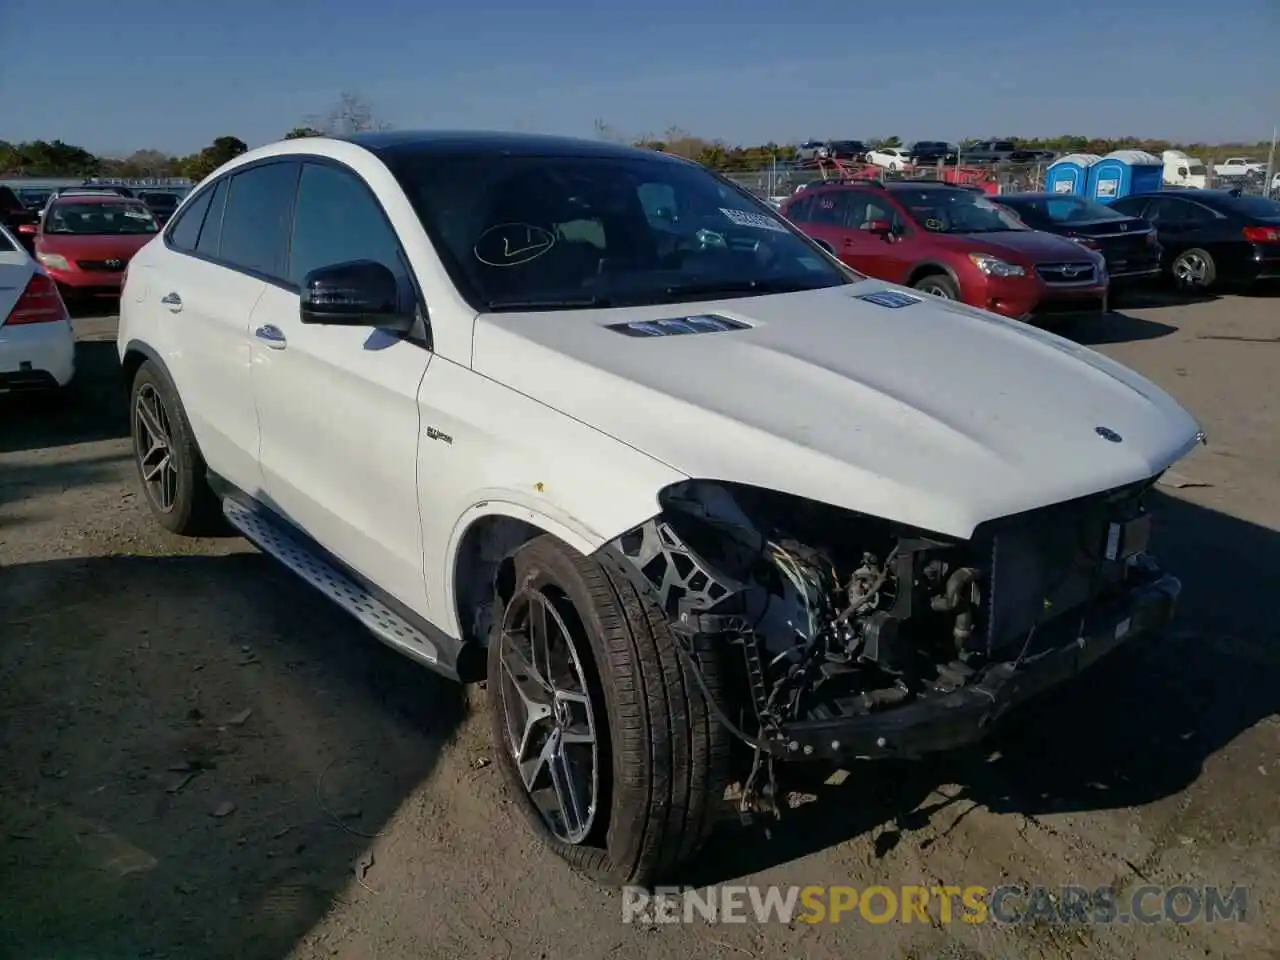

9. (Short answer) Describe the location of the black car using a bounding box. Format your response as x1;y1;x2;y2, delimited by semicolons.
995;192;1162;287
137;190;184;225
1109;189;1280;290
826;139;868;162
908;140;956;166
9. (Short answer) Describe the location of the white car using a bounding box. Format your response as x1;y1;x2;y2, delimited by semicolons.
118;132;1203;887
866;147;912;171
0;223;75;394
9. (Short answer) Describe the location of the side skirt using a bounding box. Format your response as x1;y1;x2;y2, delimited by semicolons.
215;488;471;682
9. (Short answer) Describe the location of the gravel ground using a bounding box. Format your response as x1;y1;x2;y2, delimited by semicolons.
2;292;1278;960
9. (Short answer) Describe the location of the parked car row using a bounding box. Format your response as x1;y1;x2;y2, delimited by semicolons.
780;179;1280;321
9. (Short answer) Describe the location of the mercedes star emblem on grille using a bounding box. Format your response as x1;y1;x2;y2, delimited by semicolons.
1095;426;1123;443
1060;265;1079;277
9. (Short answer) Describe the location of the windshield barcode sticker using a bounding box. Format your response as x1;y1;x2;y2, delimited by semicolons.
719;208;789;233
855;290;923;309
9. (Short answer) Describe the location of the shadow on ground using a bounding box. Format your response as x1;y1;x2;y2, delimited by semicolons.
0;553;468;960
1069;309;1179;345
686;489;1280;885
0;339;128;455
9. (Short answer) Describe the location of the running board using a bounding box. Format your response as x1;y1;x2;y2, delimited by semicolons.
221;497;441;669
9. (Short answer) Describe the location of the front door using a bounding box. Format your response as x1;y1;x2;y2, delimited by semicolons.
249;160;433;615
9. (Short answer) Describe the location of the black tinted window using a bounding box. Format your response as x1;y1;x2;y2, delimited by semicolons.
289;162;406;289
785;195;814;221
167;188;213;250
219;162;299;279
196;179;228;257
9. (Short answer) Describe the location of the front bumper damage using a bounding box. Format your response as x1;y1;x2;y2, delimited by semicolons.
776;570;1180;762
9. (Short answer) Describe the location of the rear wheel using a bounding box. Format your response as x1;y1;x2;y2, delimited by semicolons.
1171;248;1216;290
488;535;732;886
129;361;224;536
913;273;961;300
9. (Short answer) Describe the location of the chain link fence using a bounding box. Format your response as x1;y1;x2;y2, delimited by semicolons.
722;160;1050;203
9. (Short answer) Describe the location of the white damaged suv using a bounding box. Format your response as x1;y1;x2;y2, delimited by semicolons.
118;132;1204;886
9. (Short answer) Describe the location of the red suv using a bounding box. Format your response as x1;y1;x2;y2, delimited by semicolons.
782;180;1109;321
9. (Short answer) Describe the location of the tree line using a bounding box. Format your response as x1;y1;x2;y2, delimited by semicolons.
2;93;1271;179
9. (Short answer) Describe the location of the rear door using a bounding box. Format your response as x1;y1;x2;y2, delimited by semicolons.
143;172;274;495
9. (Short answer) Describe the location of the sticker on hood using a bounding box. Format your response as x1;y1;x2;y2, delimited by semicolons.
719;208;789;233
606;314;751;338
854;289;923;309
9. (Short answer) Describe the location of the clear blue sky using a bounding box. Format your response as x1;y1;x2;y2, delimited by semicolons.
2;0;1277;156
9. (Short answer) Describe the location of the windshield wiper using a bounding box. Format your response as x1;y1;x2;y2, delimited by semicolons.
484;294;614;311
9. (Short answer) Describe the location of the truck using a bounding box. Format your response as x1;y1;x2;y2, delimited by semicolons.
1162;150;1207;189
1212;157;1267;178
959;140;1041;164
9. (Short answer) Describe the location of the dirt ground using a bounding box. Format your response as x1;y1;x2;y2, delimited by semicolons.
2;292;1279;960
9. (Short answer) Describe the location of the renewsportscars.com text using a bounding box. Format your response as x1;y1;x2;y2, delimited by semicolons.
622;884;1249;926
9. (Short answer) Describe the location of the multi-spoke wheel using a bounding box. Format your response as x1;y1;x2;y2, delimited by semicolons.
135;381;179;513
487;535;732;887
128;361;223;535
914;273;961;301
498;587;599;844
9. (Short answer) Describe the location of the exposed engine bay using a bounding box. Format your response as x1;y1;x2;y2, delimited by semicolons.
609;478;1158;815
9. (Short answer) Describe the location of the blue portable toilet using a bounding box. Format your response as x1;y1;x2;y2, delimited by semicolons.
1087;150;1163;204
1045;153;1101;196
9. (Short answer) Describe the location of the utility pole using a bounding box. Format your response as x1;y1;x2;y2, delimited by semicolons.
1265;125;1277;197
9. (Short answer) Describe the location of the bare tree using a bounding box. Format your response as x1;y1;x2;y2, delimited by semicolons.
592;119;628;144
306;92;392;136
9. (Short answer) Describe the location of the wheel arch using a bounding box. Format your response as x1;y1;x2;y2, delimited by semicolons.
120;338;169;391
906;261;960;288
447;499;634;651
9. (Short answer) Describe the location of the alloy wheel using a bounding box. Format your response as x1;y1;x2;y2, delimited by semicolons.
921;280;954;299
134;383;178;512
498;585;600;844
1173;252;1208;287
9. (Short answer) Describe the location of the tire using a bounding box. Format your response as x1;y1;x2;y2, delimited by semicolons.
1170;248;1216;290
488;535;732;887
129;360;224;536
913;273;961;300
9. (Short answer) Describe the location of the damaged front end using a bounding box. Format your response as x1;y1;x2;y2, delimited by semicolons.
603;479;1180;815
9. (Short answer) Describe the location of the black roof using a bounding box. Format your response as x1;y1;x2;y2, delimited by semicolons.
338;130;686;164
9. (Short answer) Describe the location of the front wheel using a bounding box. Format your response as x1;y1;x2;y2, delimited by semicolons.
913;273;961;300
488;535;732;886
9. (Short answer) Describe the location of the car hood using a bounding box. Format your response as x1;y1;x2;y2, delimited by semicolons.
471;282;1202;539
36;232;155;259
935;229;1093;262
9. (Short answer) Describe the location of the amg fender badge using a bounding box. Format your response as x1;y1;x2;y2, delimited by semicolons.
426;426;453;444
1095;426;1123;443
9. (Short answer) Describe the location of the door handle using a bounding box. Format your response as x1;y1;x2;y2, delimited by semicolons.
160;291;182;313
254;324;287;349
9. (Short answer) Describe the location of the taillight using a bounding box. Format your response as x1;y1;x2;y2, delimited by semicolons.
6;273;68;325
1242;225;1280;243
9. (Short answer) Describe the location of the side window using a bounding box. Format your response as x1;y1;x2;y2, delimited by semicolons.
637;182;678;225
166;187;213;251
219;161;300;280
808;192;850;226
1146;198;1189;225
1182;203;1217;225
289;162;408;294
195;179;228;257
785;195;814;221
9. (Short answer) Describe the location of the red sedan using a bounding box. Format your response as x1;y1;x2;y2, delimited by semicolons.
33;194;160;305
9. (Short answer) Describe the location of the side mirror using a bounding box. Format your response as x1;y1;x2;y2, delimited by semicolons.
863;219;893;235
812;238;835;255
300;260;414;332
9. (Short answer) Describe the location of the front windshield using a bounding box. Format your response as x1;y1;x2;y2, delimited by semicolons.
1187;163;1206;176
1005;195;1129;224
46;201;159;235
895;188;1028;234
385;152;852;311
